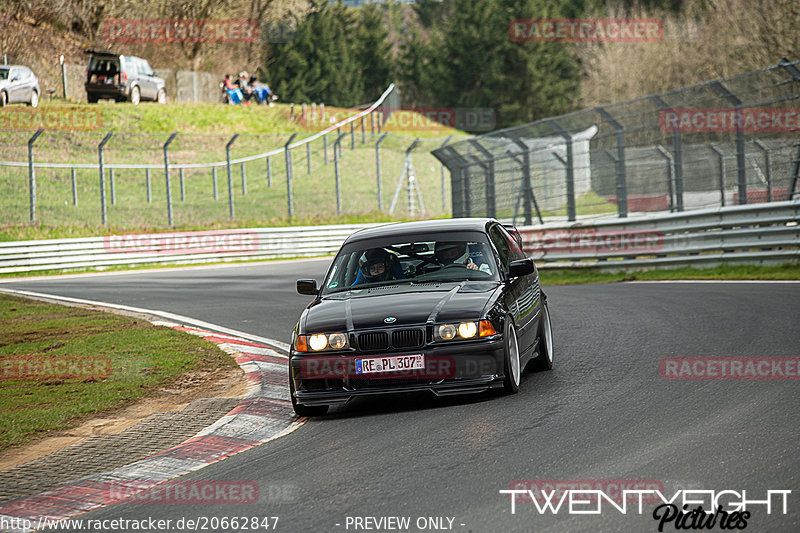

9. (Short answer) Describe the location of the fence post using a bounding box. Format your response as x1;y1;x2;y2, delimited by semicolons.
266;156;272;187
226;134;239;219
655;145;676;212
753;139;772;201
546;119;576;221
179;168;185;201
163;132;178;227
508;136;535;225
71;168;77;206
240;164;247;196
146;168;152;203
649;95;685;211
361;116;365;144
350;122;355;150
27;129;44;222
110;169;116;205
789;143;800;200
323;134;328;166
98;131;114;225
212;167;218;200
375;132;389;211
710;82;747;205
469;140;495;218
507;150;543;225
60;56;67;99
306;142;311;174
594;107;628;218
438;136;453;213
285;133;298;218
708;145;726;207
334;132;347;215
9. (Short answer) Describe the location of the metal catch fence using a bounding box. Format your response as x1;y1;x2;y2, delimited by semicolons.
432;59;800;225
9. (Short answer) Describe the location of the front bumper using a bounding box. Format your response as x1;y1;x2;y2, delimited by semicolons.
291;337;506;406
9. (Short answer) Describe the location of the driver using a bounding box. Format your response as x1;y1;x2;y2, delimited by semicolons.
434;242;491;273
353;248;401;285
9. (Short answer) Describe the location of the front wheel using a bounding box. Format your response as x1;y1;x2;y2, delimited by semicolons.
501;318;521;394
0;91;7;107
289;367;329;417
28;90;38;108
130;86;140;105
157;88;167;104
527;298;554;372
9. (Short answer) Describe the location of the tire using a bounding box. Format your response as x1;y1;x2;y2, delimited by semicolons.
0;91;7;107
527;297;554;372
28;90;38;108
157;88;167;104
501;317;521;394
289;366;329;417
130;86;140;105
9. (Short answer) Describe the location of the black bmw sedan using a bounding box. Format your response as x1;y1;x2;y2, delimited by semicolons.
289;218;554;416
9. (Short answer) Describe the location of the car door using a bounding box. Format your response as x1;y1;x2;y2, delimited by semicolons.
490;224;537;353
489;224;529;349
19;67;35;102
8;68;22;102
136;59;156;100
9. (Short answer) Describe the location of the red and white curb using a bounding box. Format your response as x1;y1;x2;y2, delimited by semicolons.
0;319;303;533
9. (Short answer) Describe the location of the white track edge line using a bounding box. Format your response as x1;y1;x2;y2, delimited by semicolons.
0;288;290;354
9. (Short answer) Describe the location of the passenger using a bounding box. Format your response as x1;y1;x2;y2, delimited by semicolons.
433;242;491;273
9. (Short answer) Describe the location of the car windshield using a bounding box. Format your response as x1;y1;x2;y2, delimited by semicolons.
322;234;499;294
0;69;8;81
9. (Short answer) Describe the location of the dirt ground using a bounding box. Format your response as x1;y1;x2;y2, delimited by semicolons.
0;364;246;471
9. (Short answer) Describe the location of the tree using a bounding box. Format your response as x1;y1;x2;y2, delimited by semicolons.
266;0;364;107
402;0;582;128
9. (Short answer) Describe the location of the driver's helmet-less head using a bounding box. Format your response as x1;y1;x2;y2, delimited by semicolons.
434;241;467;265
361;248;392;282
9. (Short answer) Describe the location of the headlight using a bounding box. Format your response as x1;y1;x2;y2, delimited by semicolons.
435;320;496;342
458;321;478;338
436;324;457;340
328;332;347;349
309;334;328;351
295;332;350;352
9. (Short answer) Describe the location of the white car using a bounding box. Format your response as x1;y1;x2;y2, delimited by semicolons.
0;65;40;108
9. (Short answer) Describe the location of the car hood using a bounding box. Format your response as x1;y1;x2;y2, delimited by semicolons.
302;281;502;333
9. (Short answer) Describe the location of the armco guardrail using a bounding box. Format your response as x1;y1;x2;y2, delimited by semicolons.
0;224;377;274
0;201;797;275
519;200;800;270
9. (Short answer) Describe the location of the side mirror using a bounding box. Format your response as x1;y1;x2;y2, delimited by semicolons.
508;258;535;278
296;279;319;295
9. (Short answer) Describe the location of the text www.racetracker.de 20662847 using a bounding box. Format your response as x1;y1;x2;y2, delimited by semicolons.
1;516;279;532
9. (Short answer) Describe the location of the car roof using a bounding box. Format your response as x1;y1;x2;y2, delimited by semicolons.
344;218;497;243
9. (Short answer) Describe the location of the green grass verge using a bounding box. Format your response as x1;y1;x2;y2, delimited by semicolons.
539;263;800;285
0;294;236;451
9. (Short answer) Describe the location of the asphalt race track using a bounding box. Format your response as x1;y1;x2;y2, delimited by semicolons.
3;261;799;533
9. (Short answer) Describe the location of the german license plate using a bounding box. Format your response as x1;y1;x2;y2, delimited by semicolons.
355;354;424;374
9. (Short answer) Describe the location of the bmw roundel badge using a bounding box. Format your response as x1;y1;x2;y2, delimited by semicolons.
384;316;397;323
